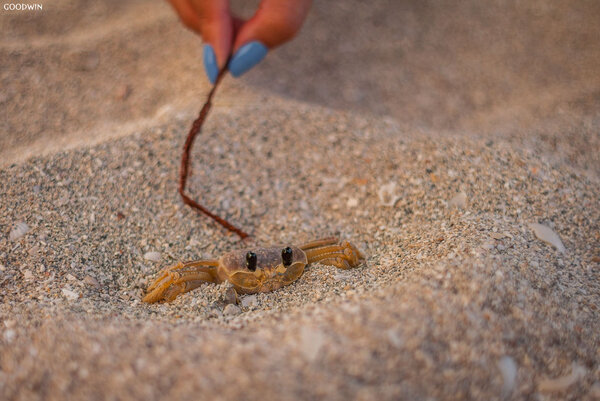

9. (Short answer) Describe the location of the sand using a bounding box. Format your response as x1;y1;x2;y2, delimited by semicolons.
1;1;599;400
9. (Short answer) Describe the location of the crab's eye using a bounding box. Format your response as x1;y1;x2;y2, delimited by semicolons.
281;247;293;267
246;251;257;271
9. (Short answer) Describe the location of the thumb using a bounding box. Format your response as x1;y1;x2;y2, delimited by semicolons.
228;0;311;77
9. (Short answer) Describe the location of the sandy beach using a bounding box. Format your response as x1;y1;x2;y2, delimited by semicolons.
1;1;599;400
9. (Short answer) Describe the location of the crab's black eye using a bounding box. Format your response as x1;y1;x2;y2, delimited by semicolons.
281;247;293;267
246;251;257;271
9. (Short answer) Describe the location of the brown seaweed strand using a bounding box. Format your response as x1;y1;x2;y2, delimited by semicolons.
178;69;250;239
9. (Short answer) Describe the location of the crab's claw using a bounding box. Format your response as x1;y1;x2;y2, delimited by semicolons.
301;238;364;270
143;260;220;303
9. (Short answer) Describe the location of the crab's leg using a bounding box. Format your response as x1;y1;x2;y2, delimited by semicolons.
143;260;220;303
299;237;338;251
304;241;364;270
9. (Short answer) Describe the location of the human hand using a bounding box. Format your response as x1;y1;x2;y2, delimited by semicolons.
168;0;312;83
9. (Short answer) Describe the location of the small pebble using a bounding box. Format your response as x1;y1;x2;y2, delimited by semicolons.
241;295;258;308
83;275;100;288
528;223;566;253
222;287;238;305
144;252;162;262
497;356;518;397
62;288;80;301
448;192;467;209
28;245;40;256
378;182;400;207
223;304;241;316
9;222;30;241
3;329;16;343
347;197;359;208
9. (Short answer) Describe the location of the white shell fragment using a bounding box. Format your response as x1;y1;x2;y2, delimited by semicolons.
528;223;566;253
497;356;518;396
241;295;258;308
448;192;467;209
61;288;79;301
378;182;400;207
538;363;586;393
9;222;30;241
346;197;359;208
143;251;162;262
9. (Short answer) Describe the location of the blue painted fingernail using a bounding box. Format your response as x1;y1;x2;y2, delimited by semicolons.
203;44;218;84
228;41;268;77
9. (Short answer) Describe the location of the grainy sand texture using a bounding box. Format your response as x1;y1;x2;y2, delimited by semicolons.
1;1;599;400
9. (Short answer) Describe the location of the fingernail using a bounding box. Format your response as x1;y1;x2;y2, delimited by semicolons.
203;44;218;84
228;41;268;77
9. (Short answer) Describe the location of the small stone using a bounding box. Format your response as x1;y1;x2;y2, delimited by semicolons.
529;223;566;253
448;192;467;209
9;222;30;241
66;273;77;281
83;275;100;288
188;238;202;248
347;197;359;208
497;356;518;397
334;272;351;281
223;304;241;316
222;287;238;305
378;182;400;207
23;270;34;280
3;329;16;343
241;294;258;308
144;252;161;262
62;288;79;301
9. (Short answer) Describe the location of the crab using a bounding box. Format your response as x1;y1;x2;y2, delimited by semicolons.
143;237;364;303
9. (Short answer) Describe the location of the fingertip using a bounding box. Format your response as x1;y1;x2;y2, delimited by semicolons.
228;41;268;77
203;44;219;84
